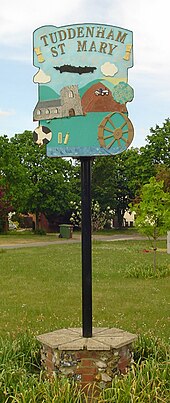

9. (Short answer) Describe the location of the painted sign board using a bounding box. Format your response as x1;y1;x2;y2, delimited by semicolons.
33;23;134;157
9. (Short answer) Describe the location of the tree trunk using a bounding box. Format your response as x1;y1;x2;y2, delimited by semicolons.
117;208;124;228
153;236;157;274
35;211;40;230
0;215;8;232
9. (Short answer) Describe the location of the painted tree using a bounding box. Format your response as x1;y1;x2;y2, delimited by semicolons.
112;82;134;104
130;177;170;272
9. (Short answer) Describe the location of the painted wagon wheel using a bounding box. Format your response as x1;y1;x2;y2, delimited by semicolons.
98;112;134;150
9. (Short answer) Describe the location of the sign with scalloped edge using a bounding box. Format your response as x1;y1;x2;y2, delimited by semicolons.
33;23;134;157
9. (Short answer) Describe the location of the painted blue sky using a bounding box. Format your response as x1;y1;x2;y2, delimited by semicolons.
33;24;133;93
0;0;170;147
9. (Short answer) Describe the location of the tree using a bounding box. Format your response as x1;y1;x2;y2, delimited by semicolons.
0;185;13;232
140;119;170;168
70;200;114;231
130;177;170;272
156;165;170;192
91;148;143;227
10;131;78;229
91;116;170;228
0;135;30;214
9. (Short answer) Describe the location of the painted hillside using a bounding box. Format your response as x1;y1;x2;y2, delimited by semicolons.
81;82;127;114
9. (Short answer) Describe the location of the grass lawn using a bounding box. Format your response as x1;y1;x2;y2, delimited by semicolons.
0;227;138;245
0;237;170;341
0;230;62;245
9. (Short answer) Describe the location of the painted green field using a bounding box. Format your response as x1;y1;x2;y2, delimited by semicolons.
0;238;169;340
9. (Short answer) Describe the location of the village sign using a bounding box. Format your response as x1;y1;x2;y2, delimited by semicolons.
33;23;134;157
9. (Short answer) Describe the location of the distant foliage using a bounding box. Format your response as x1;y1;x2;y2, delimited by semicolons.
142;118;170;166
70;200;114;231
0;118;170;233
0;186;13;233
130;177;170;272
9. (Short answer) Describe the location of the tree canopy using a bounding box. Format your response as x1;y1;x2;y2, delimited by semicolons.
91;148;144;226
0;135;30;212
0;131;79;229
91;118;170;226
130;176;170;271
140;118;170;168
0;117;170;230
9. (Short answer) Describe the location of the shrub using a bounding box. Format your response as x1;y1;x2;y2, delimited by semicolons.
70;200;114;231
33;228;46;235
124;263;170;278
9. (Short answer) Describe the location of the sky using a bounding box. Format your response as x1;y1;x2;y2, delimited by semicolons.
0;0;170;148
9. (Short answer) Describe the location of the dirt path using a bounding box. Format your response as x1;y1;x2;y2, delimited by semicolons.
0;233;150;249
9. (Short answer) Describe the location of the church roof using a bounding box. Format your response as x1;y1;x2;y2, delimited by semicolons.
35;99;61;108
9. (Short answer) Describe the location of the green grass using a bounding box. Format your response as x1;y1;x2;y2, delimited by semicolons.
0;332;169;402
0;238;170;402
0;226;138;244
92;227;139;236
0;230;60;245
0;238;169;340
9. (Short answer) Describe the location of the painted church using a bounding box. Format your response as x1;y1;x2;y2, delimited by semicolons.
33;85;83;121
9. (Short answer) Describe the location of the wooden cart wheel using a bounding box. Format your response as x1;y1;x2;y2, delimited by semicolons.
98;112;134;150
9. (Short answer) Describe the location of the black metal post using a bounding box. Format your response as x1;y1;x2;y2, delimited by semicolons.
81;157;92;338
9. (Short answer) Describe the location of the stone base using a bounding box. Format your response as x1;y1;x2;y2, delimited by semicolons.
37;327;137;395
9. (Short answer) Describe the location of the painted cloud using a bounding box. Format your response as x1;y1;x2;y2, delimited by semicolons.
101;62;118;77
33;69;51;84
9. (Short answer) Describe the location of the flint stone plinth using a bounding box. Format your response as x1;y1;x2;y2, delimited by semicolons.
37;327;137;392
